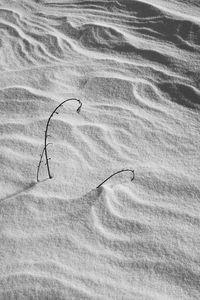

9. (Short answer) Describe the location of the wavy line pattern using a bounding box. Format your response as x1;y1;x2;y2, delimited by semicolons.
0;0;199;299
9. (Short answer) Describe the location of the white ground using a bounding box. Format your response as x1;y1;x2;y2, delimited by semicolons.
0;0;200;299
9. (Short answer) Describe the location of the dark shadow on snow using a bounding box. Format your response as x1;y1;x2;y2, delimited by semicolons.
0;180;47;203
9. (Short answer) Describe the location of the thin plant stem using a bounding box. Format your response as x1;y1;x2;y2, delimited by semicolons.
96;169;135;189
43;98;82;180
36;143;52;182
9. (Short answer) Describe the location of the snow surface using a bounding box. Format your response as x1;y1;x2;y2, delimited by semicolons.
0;0;200;299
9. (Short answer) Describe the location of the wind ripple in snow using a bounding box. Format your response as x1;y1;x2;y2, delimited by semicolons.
0;0;200;299
0;186;200;299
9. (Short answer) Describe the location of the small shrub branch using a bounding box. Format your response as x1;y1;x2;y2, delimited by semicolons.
37;142;52;182
96;169;135;188
37;98;82;181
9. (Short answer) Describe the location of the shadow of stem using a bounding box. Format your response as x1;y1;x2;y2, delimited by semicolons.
0;179;48;203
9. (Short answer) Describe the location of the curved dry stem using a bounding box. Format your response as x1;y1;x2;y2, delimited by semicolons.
36;143;52;182
96;169;135;188
44;98;82;179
